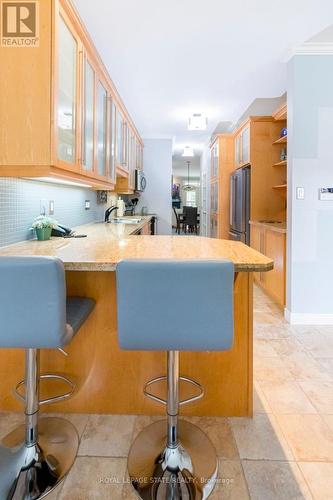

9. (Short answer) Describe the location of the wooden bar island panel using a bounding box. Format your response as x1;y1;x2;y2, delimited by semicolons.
0;225;273;417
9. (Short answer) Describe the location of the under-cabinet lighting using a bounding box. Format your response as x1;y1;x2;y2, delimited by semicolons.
25;177;93;188
188;114;207;131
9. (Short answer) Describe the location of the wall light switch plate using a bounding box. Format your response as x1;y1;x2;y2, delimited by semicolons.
319;188;333;201
49;200;54;215
296;187;305;200
85;200;91;210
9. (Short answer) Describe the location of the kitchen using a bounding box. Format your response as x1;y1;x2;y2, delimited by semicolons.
0;1;333;499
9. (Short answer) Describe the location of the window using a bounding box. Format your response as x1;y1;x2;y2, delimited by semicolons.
186;190;197;207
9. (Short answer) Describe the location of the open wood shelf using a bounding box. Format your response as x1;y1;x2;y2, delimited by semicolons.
273;160;287;167
273;135;287;145
273;104;287;121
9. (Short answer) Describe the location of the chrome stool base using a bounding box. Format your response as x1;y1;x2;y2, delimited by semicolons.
0;417;78;500
128;419;218;500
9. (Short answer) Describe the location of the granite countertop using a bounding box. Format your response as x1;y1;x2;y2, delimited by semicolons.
249;220;287;234
0;217;273;272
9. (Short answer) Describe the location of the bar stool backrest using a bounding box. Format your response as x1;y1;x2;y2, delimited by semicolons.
0;256;68;348
116;259;234;352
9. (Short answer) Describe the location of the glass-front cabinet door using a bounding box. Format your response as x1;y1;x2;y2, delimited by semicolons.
96;80;107;177
241;125;250;165
57;15;78;165
108;99;116;184
129;133;136;189
82;57;95;172
116;109;124;168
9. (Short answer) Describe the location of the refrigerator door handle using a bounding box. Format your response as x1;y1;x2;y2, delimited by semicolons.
230;176;234;227
233;175;238;229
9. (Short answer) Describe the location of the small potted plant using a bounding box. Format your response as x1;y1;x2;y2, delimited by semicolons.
31;215;58;241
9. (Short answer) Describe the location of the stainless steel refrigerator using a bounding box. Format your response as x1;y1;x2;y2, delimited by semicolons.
229;166;251;244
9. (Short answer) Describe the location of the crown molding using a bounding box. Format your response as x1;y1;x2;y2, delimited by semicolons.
282;42;333;62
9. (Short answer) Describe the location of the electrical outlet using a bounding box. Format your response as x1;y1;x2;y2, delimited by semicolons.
40;199;47;215
49;200;55;215
85;200;91;210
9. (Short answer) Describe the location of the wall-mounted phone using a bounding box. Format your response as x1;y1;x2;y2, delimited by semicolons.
51;224;87;238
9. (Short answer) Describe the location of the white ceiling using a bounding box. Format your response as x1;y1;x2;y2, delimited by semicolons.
73;0;333;156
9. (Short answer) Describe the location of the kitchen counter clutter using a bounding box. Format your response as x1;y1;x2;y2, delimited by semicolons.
0;227;272;418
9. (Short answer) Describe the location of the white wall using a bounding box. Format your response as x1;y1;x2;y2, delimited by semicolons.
137;138;172;234
286;55;333;324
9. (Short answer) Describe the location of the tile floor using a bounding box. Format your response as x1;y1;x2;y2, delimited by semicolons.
1;285;333;499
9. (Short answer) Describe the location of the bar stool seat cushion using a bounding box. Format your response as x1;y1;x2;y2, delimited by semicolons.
0;256;95;349
66;297;96;339
116;259;234;352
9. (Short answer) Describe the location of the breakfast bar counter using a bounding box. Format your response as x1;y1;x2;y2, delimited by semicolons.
0;224;273;417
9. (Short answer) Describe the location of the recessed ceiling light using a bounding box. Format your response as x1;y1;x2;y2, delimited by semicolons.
182;146;194;157
188;113;207;131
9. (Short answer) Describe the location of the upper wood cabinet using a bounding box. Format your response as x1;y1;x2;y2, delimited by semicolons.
57;14;79;166
209;135;234;239
82;57;95;173
0;0;143;190
234;124;250;167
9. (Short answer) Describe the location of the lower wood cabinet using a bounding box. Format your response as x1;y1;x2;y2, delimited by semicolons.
251;224;286;307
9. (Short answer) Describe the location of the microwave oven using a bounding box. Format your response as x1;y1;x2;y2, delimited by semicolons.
135;169;146;192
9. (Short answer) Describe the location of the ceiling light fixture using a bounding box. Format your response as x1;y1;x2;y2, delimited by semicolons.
188;113;207;131
182;146;194;157
183;161;195;192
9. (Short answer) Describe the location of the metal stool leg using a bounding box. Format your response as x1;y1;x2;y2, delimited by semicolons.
0;349;79;499
127;351;218;499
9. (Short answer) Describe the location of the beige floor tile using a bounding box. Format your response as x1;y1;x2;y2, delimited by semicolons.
242;460;312;500
254;356;294;382
47;412;89;438
254;339;279;357
253;381;272;414
259;380;317;414
79;414;135;457
293;331;333;359
281;352;332;381
322;414;333;433
229;414;293;460
298;462;333;500
121;479;139;499
317;358;333;378
210;460;250;500
185;416;239;459
269;338;305;356
254;325;293;340
276;414;333;461
298;380;333;413
131;415;164;441
254;311;286;326
60;456;127;500
0;412;23;439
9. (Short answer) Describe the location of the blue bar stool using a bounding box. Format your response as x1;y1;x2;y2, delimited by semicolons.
0;256;95;499
116;259;234;499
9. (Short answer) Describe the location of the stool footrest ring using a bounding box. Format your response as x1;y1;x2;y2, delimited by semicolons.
143;375;204;407
14;374;75;406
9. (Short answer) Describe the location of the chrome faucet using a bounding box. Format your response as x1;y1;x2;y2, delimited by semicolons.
104;205;118;223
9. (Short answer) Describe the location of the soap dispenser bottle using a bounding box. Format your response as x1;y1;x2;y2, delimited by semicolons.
117;197;125;217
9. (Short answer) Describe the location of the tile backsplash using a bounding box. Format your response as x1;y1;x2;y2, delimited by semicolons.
0;177;111;247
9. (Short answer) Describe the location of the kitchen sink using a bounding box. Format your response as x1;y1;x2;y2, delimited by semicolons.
110;217;142;224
